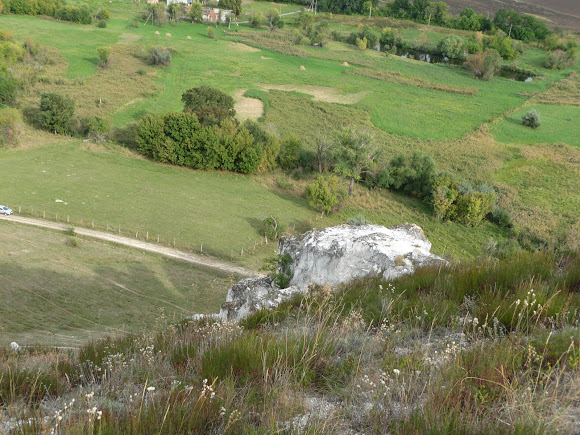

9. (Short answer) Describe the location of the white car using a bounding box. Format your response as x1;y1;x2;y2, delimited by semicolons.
0;205;13;215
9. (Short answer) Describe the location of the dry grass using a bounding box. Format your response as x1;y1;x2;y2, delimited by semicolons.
532;72;580;106
228;42;261;53
19;45;160;124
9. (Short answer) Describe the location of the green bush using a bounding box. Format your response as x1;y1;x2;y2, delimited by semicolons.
544;50;573;70
278;136;302;170
207;26;215;40
0;76;19;106
464;49;502;80
260;216;285;240
181;86;235;122
147;46;172;66
347;214;372;226
96;19;107;28
437;34;464;59
522;109;540;128
389;152;435;199
250;11;265;28
80;116;111;142
38;92;75;135
97;46;112;67
491;207;511;228
305;175;344;214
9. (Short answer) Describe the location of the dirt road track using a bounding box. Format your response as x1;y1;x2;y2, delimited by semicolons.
0;215;258;278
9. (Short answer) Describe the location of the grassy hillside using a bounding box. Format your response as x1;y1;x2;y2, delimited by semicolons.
0;222;237;346
1;253;578;433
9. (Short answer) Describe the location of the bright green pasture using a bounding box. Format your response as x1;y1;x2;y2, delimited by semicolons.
2;9;567;140
0;143;317;265
492;105;580;147
0;222;235;346
0;141;508;266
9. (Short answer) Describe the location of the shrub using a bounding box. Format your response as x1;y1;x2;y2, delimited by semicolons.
207;26;215;40
250;12;265;28
347;214;372;226
38;92;75;135
544;50;573;70
260;216;285;240
0;76;19;106
389;152;435;199
278;136;302;170
356;37;367;50
182;86;234;116
305;175;344;214
81;116;111;142
437;34;464;59
522;109;540;128
0;107;22;147
0;40;25;63
464;49;502;80
97;46;112;67
96;19;107;28
147;47;171;66
491;207;511;227
95;7;110;21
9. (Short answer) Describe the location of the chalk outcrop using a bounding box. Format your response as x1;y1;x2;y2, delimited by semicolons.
219;224;446;322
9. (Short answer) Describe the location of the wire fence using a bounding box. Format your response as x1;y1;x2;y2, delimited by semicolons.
10;205;316;261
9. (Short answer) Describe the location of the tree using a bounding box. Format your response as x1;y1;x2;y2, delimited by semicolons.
437;34;464;59
265;8;280;30
38;93;75;135
167;3;184;21
97;46;112;67
189;2;202;22
278;136;301;169
219;0;242;17
332;128;380;196
145;3;167;26
464;49;502;80
0;76;19;106
305;176;343;214
315;129;332;173
181;86;236;123
363;1;372;18
250;12;265;28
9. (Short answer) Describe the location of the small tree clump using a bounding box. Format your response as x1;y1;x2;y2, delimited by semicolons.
260;216;286;240
522;109;540;129
38;93;75;135
278;136;302;170
544;50;573;70
81;116;111;142
251;12;265;28
189;2;202;22
97;46;112;67
464;49;502;80
305;175;345;214
438;34;464;59
356;37;367;51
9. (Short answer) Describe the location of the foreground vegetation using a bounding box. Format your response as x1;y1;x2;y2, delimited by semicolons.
1;253;579;433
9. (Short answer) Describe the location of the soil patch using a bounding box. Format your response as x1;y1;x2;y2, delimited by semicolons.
229;42;261;53
256;84;368;104
233;89;264;121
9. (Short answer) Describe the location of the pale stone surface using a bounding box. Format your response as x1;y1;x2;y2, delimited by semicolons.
218;224;446;322
279;223;446;288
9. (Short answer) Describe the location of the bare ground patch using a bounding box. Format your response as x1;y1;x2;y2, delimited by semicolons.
229;42;261;53
256;84;369;104
233;89;264;121
117;33;142;45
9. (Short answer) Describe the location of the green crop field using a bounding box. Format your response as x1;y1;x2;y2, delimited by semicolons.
0;222;237;346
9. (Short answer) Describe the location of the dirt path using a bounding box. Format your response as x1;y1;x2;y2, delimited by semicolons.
0;215;258;278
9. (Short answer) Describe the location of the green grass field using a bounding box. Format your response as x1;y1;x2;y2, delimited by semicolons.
492;104;580;147
0;222;236;346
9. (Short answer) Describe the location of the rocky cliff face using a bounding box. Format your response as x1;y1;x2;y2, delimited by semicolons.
219;224;447;322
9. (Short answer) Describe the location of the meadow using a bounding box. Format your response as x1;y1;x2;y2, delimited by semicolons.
0;221;238;347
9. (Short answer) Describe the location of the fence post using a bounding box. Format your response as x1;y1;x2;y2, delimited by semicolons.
173;238;176;247
200;243;203;253
106;223;109;231
118;226;120;234
92;220;95;229
55;214;58;221
18;206;21;214
136;231;139;238
157;235;160;243
43;211;46;218
67;215;70;223
146;231;149;241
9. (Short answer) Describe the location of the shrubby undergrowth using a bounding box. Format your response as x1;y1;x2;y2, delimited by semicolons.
1;252;579;433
